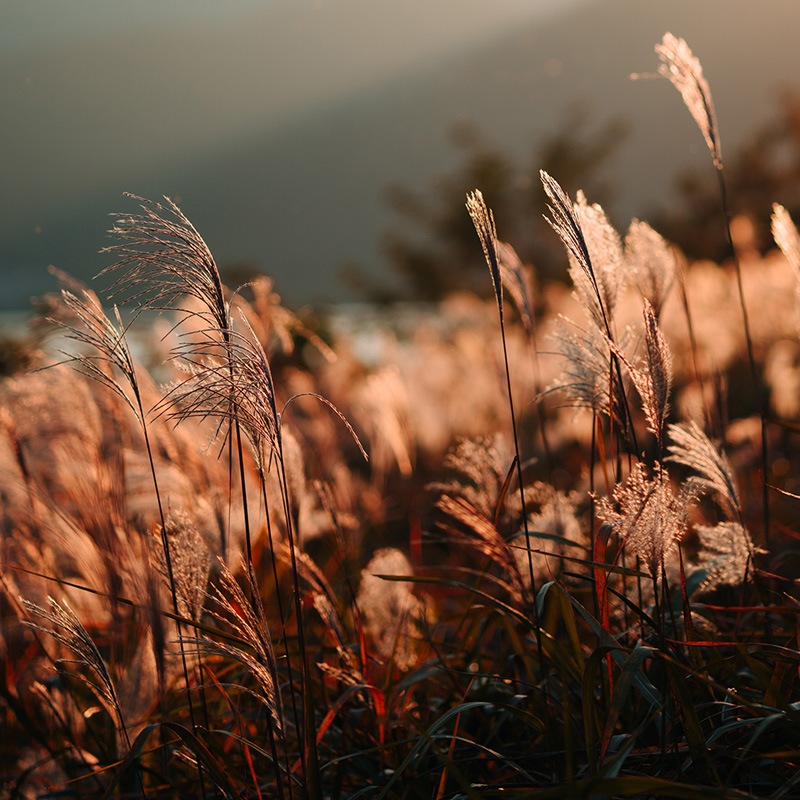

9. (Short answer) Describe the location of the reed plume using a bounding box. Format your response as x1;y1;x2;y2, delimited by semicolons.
771;203;800;336
101;194;229;331
666;421;741;521
625;220;677;318
204;561;284;734
21;596;131;745
596;463;695;582
608;300;673;447
653;33;721;170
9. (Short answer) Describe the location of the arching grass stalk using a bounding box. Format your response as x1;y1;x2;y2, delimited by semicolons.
651;33;770;546
497;242;556;475
101;194;260;573
466;191;559;744
21;596;145;798
538;172;640;465
466;193;540;622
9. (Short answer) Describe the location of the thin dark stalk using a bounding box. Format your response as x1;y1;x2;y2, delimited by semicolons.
589;414;598;621
259;466;299;800
499;322;535;607
716;169;770;546
234;419;255;583
275;445;320;800
138;394;209;800
676;262;712;436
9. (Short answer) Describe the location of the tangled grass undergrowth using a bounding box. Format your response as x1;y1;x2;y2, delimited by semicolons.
3;33;800;800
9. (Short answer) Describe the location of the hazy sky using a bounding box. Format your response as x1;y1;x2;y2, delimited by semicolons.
2;0;797;310
2;0;582;55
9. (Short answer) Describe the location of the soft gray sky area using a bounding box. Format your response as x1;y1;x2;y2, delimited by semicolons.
1;0;798;309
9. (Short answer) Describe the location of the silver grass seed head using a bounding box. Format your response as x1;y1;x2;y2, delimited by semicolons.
497;241;535;334
772;204;800;338
609;301;672;443
772;204;800;277
666;421;740;520
654;33;722;170
101;194;230;333
540;171;610;334
625;220;677;317
51;288;142;424
695;521;763;591
572;191;625;327
597;463;695;579
21;596;122;723
205;560;284;733
640;300;672;440
466;190;503;320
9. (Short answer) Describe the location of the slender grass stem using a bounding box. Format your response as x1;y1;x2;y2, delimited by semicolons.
716;168;770;547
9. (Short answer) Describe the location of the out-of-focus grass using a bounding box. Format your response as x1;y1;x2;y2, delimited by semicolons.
3;32;800;800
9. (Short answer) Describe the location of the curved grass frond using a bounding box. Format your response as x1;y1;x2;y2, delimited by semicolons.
437;494;527;602
666;421;740;520
49;287;141;424
540;171;611;334
466;190;502;319
157;315;280;466
572;190;625;328
609;301;672;444
497;242;535;335
204;561;284;733
101;194;230;332
654;33;722;170
545;315;631;425
21;596;127;735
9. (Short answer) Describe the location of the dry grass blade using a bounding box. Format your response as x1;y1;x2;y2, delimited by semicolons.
101;193;229;331
466;190;503;319
653;33;721;170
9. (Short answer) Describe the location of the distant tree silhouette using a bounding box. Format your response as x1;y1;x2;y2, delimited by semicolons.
348;93;800;304
651;90;800;261
347;105;628;303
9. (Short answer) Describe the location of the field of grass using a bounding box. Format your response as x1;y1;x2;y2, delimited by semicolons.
2;33;800;799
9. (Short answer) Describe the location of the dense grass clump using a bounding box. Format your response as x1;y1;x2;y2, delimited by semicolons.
3;33;800;800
